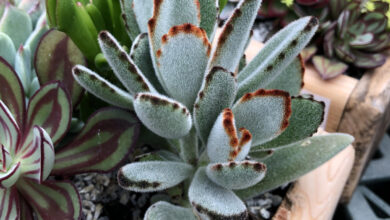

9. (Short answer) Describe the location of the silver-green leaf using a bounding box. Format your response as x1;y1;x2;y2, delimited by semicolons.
144;201;197;220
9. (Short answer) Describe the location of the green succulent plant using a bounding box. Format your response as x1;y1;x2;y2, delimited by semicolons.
70;0;354;218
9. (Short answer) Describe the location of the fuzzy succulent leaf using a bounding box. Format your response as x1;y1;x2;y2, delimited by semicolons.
17;179;81;220
148;0;200;90
0;57;26;126
0;32;16;65
253;97;324;151
98;31;156;94
117;161;194;192
199;0;218;38
0;188;20;220
25;82;71;145
0;3;32;50
130;33;163;93
236;133;354;199
157;24;211;107
237;16;318;98
312;55;348;79
35;29;86;104
134;92;192;139
207;109;252;163
119;0;141;41
132;0;153;33
263;56;304;96
52;108;140;175
193;67;237;144
208;0;261;73
72;65;134;109
189;167;248;219
206;161;266;190
232;89;291;146
144;201;197;220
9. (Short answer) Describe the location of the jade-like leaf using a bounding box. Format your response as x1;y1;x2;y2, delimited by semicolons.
14;46;31;95
253;96;324;151
0;32;16;65
134;92;192;139
236;134;354;199
206;160;266;189
0;3;32;49
144;201;197;220
0;188;20;220
117;161;194;192
132;0;153;33
199;0;218;38
157;24;211;107
353;51;387;69
25;82;71;145
237;17;319;98
52;108;140;175
0;100;21;156
119;0;141;41
312;56;348;80
207;109;252;162
130;33;163;93
193;66;237;144
35;29;86;104
207;0;261;73
98;31;156;94
25;13;49;62
188;167;248;219
72;65;134;109
148;0;200;88
263;56;304;96
17;179;81;220
232;89;291;146
0;57;26;127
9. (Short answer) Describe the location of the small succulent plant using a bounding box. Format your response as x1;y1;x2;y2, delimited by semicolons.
0;54;139;218
71;0;354;219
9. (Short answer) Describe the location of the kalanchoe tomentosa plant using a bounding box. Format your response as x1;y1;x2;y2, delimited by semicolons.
71;0;354;218
0;56;140;218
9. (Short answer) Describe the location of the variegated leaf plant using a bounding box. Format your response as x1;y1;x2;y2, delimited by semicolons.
0;56;140;219
71;0;354;219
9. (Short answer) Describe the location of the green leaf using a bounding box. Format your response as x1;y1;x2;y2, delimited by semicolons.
0;3;32;49
35;29;86;104
232;89;291;146
0;160;21;188
14;46;31;95
199;0;218;38
312;56;348;79
235;134;354;199
189;167;248;219
193;66;237;144
0;57;26;126
0;100;21;158
253;97;324;151
52;107;140;175
25;82;71;145
0;188;20;220
206;161;266;189
17;179;81;220
134;92;192;139
119;0;140;41
72;65;134;109
0;32;16;65
132;0;153;33
263;56;304;96
208;0;261;73
25;13;49;63
353;51;386;69
237;17;319;98
207;109;252;163
117;161;194;192
144;201;197;220
157;24;211;107
98;31;156;95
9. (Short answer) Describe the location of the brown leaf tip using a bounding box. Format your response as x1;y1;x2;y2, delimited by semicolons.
212;163;223;171
117;169;161;189
253;162;266;172
238;128;252;147
99;31;115;47
164;24;211;49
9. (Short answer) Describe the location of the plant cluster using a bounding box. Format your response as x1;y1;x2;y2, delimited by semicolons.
69;0;353;219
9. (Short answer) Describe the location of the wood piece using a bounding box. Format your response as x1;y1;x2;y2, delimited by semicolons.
273;143;355;220
338;59;390;203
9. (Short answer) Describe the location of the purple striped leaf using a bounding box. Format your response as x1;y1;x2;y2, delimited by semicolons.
35;29;87;105
0;57;26;127
0;161;21;188
52;108;140;175
16;179;81;220
24;82;72;146
0;187;20;220
0;100;21;157
20;197;34;220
